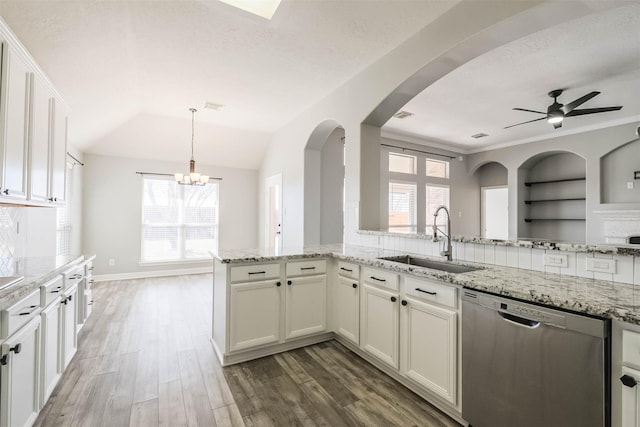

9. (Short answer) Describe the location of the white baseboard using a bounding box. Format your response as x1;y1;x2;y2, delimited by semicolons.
93;267;212;282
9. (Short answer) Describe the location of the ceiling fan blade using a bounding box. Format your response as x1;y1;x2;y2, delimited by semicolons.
504;117;547;129
513;108;547;115
565;106;623;117
561;91;600;114
553;122;563;129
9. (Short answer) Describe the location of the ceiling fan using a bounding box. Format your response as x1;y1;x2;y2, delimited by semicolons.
505;89;623;129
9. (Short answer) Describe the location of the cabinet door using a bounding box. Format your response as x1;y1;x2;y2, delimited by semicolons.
621;366;640;427
0;316;41;427
285;275;326;340
334;276;359;345
229;279;281;352
401;297;457;404
360;284;399;369
28;74;51;202
49;97;67;203
40;301;62;406
61;286;78;368
0;43;31;200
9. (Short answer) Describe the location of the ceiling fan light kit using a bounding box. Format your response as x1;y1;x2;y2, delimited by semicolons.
505;89;623;130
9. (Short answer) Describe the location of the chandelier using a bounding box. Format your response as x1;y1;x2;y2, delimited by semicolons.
175;108;209;185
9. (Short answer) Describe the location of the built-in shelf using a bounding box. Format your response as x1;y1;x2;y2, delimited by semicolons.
524;218;586;223
524;198;586;204
524;177;586;187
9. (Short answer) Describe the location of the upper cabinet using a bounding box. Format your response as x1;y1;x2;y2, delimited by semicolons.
0;42;31;200
0;19;70;206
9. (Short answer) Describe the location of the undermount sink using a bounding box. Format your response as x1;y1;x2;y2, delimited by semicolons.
378;255;480;274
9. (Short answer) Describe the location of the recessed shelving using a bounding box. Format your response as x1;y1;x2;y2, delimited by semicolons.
524;177;586;187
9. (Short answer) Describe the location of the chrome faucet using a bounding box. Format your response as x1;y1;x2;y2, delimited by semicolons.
433;205;452;261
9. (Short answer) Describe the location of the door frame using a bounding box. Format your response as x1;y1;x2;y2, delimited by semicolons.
480;185;508;239
264;173;283;249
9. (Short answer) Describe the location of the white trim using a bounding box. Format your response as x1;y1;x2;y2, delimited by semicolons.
93;266;211;282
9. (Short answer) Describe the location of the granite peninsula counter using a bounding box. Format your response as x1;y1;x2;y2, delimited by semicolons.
0;255;85;310
215;244;640;325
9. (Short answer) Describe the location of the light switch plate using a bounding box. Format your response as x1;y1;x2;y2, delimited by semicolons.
586;258;617;274
544;253;568;268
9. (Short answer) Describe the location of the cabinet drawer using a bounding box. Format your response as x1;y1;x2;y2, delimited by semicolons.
286;260;326;277
623;330;640;367
63;265;84;289
41;275;64;307
230;263;280;283
1;288;41;339
363;267;399;291
337;261;359;280
403;276;457;309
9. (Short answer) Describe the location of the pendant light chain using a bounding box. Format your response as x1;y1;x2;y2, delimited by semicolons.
175;107;210;186
190;107;196;161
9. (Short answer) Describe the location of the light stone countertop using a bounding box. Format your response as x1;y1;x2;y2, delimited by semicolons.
0;255;85;311
215;244;639;325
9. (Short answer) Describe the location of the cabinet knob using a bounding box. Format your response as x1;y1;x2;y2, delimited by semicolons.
48;197;55;202
287;280;292;285
2;189;8;195
0;355;6;365
10;344;21;354
276;282;281;287
621;374;638;388
401;300;408;306
390;296;397;302
352;283;357;289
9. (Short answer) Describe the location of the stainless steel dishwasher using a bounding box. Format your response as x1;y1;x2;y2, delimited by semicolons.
462;289;609;427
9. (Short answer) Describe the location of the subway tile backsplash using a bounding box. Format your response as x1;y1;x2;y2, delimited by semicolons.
355;231;640;286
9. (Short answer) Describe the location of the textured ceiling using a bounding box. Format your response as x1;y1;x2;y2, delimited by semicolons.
382;3;640;152
0;0;457;168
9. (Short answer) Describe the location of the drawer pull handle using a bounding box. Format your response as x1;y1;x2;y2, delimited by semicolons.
51;286;63;294
415;288;437;296
248;271;266;275
370;276;386;282
300;267;316;270
340;267;353;272
621;375;638;388
19;305;39;316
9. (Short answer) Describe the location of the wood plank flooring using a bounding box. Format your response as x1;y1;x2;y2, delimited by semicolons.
35;274;460;427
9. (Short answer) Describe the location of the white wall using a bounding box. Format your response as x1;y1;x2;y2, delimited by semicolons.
320;128;345;244
82;153;258;275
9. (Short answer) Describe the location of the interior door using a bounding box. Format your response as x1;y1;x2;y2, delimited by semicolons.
265;173;282;250
481;186;508;239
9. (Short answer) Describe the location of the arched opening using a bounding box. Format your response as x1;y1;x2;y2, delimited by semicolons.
518;151;586;242
474;162;508;240
601;137;640;204
304;120;345;245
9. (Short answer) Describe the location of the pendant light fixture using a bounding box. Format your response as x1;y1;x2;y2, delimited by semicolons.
175;108;209;185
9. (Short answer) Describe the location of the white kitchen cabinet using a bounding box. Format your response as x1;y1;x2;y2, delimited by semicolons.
229;279;281;352
0;316;41;427
285;274;327;340
621;366;640;427
401;296;457;404
48;97;67;203
40;297;61;407
0;42;31;200
61;284;78;369
28;73;51;202
334;275;359;345
360;283;400;369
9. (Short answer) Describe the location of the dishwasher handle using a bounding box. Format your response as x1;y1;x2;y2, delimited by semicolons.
498;311;540;328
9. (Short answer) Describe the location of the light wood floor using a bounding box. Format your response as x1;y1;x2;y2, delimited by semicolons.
35;274;460;427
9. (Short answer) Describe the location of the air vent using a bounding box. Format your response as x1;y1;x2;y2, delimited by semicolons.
471;133;489;139
393;110;414;119
204;102;224;111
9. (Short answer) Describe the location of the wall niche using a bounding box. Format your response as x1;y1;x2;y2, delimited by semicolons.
518;152;586;242
600;139;640;204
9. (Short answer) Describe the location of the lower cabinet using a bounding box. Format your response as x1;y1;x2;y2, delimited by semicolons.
40;299;62;406
621;366;640;427
285;274;326;340
360;283;400;369
0;316;41;427
334;276;360;345
61;284;78;369
229;279;281;352
400;296;457;404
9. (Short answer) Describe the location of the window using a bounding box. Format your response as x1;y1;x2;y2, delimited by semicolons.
427;184;450;234
426;159;449;178
141;177;218;262
384;147;452;233
389;153;417;174
388;181;416;232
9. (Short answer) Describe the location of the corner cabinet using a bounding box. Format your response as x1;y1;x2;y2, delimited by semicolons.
212;258;331;366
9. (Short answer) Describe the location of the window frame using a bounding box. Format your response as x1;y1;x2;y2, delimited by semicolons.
388;179;418;233
140;176;219;264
